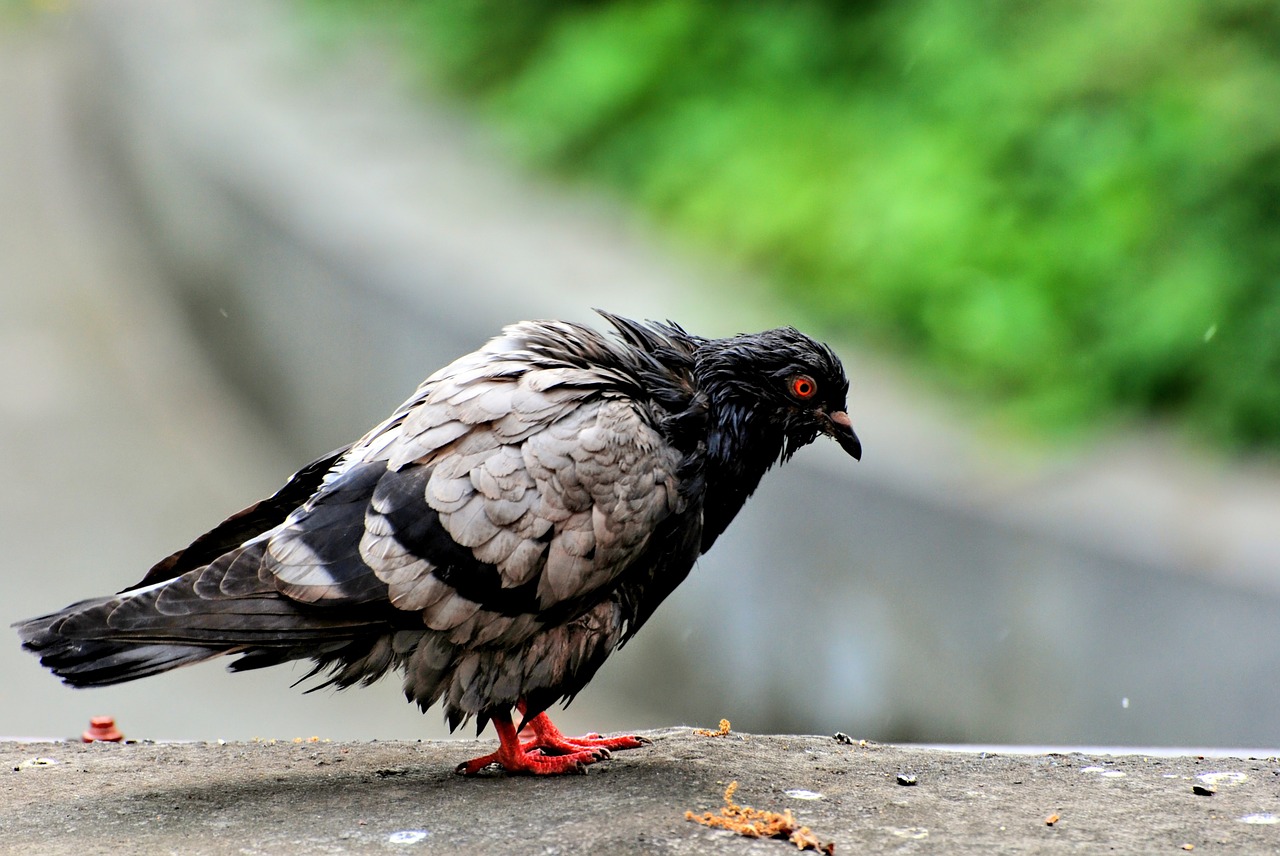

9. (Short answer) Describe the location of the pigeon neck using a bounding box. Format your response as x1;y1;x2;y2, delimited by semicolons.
699;400;785;550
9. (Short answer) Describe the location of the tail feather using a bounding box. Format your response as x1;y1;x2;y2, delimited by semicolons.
16;608;224;687
14;545;392;689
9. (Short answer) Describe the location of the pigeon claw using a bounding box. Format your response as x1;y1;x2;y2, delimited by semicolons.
454;746;599;776
519;710;650;756
563;733;650;752
456;708;652;776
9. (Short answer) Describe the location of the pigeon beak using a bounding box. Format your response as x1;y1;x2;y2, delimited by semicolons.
824;410;862;460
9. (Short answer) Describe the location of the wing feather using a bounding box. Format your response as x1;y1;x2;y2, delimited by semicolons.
252;357;684;651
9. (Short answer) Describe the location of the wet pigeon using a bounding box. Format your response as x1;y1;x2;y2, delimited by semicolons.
16;312;860;774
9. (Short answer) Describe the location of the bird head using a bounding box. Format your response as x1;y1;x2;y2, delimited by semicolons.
696;327;861;463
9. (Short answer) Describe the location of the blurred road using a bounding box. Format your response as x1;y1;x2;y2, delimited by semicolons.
0;19;489;743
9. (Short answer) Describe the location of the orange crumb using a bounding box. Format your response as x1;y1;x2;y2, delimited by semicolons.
685;781;835;854
695;719;732;737
1045;813;1060;826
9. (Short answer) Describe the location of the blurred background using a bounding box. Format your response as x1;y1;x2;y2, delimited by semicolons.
3;0;1279;748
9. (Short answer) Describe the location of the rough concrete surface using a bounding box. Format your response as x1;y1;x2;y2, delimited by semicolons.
3;731;1278;855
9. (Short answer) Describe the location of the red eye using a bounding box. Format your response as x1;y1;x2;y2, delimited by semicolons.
789;375;818;401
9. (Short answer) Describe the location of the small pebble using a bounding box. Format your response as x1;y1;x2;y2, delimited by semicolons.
896;772;918;786
1192;785;1215;797
833;732;855;745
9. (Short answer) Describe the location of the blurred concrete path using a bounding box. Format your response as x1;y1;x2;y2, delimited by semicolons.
0;11;280;727
0;15;473;744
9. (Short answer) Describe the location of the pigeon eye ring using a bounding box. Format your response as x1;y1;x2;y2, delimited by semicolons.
789;374;818;401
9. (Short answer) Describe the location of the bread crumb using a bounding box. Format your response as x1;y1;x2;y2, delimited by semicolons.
695;719;732;738
686;781;835;854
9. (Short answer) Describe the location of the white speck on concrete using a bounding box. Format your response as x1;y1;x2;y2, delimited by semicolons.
14;757;60;770
1081;766;1126;778
887;827;929;840
1197;772;1247;787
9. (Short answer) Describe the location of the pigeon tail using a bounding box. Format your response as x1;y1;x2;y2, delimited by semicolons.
15;598;225;687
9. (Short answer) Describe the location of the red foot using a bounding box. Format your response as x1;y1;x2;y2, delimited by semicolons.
522;711;652;755
455;706;652;776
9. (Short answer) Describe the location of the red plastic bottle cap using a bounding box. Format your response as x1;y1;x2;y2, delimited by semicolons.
82;715;124;743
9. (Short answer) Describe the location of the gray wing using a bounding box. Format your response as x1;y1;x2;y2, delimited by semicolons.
264;347;687;650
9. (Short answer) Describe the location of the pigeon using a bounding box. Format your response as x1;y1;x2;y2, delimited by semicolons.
15;311;860;775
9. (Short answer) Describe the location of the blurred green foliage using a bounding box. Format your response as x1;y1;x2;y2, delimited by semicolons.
311;0;1280;449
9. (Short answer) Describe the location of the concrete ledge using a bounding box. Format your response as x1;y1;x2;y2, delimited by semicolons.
5;732;1278;854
